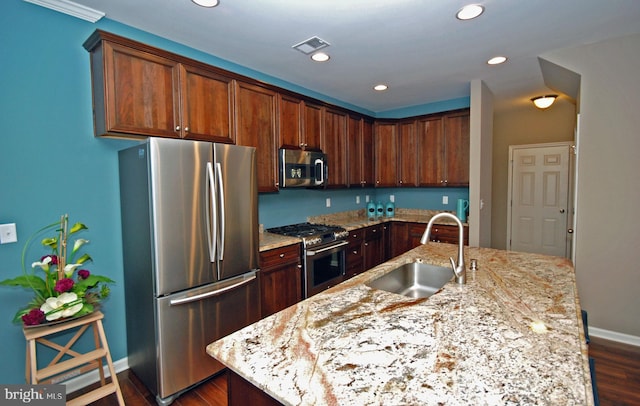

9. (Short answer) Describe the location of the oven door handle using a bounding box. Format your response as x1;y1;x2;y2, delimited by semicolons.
306;240;348;256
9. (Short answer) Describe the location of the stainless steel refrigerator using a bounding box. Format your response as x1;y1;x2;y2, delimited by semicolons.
118;138;261;405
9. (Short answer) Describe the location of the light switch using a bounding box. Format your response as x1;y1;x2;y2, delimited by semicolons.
0;223;18;244
356;196;360;204
326;198;331;208
442;196;448;205
390;195;395;203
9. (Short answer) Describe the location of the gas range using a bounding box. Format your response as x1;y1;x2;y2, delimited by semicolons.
267;222;348;248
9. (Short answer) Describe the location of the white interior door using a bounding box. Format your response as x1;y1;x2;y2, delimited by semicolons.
508;143;572;257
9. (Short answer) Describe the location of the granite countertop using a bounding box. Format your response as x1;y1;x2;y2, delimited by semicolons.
208;243;593;405
259;209;467;252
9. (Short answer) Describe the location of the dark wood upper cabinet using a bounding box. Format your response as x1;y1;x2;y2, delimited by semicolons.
417;115;445;186
302;102;323;151
89;40;180;138
374;122;398;187
398;120;418;187
322;109;348;187
84;31;469;192
347;116;374;187
417;109;469;187
235;82;278;192
443;110;470;186
85;31;234;143
180;64;235;143
277;94;303;150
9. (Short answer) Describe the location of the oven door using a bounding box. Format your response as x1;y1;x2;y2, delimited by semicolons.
304;240;348;298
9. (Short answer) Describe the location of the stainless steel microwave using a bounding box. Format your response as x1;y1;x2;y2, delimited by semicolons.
278;149;326;188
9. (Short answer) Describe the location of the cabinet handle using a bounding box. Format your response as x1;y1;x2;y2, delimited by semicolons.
353;250;358;254
175;125;181;131
568;229;574;234
279;253;285;258
184;126;189;132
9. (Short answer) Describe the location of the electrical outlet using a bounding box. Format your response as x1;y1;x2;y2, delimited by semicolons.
356;196;360;204
442;196;448;205
365;195;370;203
0;223;18;244
326;198;331;208
390;195;395;203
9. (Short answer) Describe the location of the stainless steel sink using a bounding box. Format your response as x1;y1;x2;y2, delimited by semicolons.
365;262;453;298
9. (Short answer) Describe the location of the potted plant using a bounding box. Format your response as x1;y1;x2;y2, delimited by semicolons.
1;214;114;326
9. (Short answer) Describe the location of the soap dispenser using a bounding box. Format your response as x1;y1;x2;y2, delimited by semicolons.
386;201;395;217
367;201;376;220
376;202;384;218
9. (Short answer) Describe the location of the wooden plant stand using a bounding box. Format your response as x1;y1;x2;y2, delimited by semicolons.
23;310;124;405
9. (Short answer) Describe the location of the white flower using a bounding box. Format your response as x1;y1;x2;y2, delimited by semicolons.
63;263;83;277
31;256;52;270
72;238;89;254
40;292;83;321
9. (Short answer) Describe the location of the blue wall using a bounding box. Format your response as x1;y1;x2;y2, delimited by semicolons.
0;0;467;384
259;187;469;228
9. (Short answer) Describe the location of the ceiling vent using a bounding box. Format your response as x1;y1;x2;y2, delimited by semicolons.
292;36;330;55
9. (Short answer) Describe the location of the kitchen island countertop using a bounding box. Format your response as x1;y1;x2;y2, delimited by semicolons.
212;242;593;405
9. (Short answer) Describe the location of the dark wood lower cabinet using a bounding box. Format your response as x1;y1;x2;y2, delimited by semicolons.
259;244;302;318
228;370;282;406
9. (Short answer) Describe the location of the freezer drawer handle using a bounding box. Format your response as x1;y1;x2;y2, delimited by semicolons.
169;275;256;306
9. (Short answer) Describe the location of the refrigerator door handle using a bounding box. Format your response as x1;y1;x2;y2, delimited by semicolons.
206;162;217;263
168;274;256;306
215;162;225;262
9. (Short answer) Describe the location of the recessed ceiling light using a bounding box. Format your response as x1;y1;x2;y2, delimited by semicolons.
373;84;388;91
192;0;219;7
456;4;484;20
487;56;507;65
311;52;330;62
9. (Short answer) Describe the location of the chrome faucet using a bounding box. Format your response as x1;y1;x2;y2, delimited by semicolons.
420;213;466;284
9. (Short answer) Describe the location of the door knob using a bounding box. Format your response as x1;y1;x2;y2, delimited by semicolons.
560;208;565;213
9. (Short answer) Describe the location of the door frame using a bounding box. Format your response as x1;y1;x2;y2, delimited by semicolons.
506;141;576;258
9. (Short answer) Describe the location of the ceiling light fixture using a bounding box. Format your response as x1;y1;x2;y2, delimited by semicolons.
311;52;330;62
531;95;558;109
456;4;484;20
487;56;507;65
191;0;219;7
373;84;388;91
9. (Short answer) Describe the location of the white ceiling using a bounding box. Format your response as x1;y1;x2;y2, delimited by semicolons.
71;0;640;114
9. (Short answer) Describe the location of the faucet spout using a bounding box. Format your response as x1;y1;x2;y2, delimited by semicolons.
420;213;466;284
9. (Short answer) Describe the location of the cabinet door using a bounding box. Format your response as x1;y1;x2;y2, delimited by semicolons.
180;65;235;143
374;122;398;187
302;102;323;151
389;221;409;258
278;94;303;149
444;111;470;186
416;116;445;186
259;245;302;318
364;225;385;270
398;120;418;187
101;41;180;138
347;115;363;187
361;120;375;187
323;109;348;187
408;223;427;248
345;229;364;279
235;82;278;192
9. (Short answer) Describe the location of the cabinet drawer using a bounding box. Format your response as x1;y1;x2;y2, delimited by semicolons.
259;244;301;269
365;224;383;240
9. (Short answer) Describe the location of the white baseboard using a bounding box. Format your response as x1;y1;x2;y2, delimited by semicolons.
62;356;129;394
590;326;640;347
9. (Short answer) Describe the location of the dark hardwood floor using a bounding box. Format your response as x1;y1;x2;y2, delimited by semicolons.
71;337;640;405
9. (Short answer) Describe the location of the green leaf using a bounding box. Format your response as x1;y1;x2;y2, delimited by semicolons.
0;275;47;294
